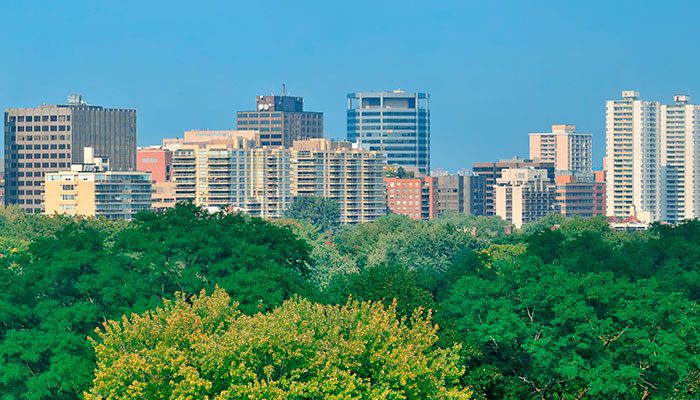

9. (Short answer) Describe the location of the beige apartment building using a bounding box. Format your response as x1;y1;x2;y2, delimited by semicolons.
529;124;592;173
44;148;151;220
169;133;385;222
170;134;291;218
291;139;386;223
495;167;557;229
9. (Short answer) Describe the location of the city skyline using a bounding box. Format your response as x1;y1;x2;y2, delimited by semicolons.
3;1;700;171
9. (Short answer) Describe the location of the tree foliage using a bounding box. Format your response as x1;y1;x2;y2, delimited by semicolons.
284;195;341;233
86;288;472;400
0;203;313;399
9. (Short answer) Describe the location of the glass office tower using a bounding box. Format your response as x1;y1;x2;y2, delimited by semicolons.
347;90;430;174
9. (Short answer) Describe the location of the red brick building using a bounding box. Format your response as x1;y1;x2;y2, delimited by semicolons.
384;176;437;220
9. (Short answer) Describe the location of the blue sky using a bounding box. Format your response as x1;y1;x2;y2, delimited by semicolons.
2;0;699;171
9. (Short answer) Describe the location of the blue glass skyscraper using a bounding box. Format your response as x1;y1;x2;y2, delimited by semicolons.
347;90;430;174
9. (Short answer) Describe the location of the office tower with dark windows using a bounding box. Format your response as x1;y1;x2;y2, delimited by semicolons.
347;90;430;174
236;88;323;148
434;173;486;216
4;95;136;213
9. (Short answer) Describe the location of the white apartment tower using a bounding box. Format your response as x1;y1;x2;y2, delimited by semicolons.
660;95;700;223
529;124;592;173
606;91;700;223
605;91;661;223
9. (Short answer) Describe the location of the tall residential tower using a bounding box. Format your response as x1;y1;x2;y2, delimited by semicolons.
605;91;661;222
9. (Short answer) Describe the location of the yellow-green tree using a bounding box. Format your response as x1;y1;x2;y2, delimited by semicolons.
86;288;471;399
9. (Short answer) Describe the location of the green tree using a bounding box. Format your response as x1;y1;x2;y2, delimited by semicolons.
285;196;341;233
439;258;700;399
0;203;316;400
114;203;314;313
276;218;357;288
86;288;472;400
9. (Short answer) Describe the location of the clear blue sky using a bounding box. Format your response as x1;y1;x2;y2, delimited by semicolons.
2;0;699;171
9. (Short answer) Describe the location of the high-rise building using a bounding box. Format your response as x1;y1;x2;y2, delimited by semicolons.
660;95;700;223
495;167;557;229
472;158;555;216
434;174;486;216
529;124;592;173
385;176;437;220
44;148;150;220
605;91;661;222
4;95;136;213
555;172;606;218
291;139;386;224
170;134;292;219
171;135;259;210
347;90;430;174
236;90;323;148
246;147;292;219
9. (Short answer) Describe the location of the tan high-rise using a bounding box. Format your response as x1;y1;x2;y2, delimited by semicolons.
169;133;385;222
529;124;592;173
291;138;386;223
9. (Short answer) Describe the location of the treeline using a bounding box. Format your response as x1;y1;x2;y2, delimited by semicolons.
0;204;699;399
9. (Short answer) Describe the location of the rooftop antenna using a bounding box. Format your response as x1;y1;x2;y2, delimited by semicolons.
282;83;286;96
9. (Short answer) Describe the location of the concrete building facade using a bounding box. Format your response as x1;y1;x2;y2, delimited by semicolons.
659;95;700;223
529;124;592;173
495;168;557;229
4;95;136;213
472;158;555;216
434;174;486;216
347;90;430;174
137;147;172;183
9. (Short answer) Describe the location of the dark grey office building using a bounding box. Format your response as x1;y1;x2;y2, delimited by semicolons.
236;90;323;147
435;174;486;216
347;90;430;174
3;95;136;213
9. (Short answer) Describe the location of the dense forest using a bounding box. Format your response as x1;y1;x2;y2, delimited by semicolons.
1;202;699;399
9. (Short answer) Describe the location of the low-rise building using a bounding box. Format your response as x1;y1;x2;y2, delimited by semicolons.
44;148;151;220
385;176;437;220
495;167;557;229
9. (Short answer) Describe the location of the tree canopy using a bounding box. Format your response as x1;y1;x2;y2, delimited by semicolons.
86;288;472;400
284;196;341;233
3;204;700;399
